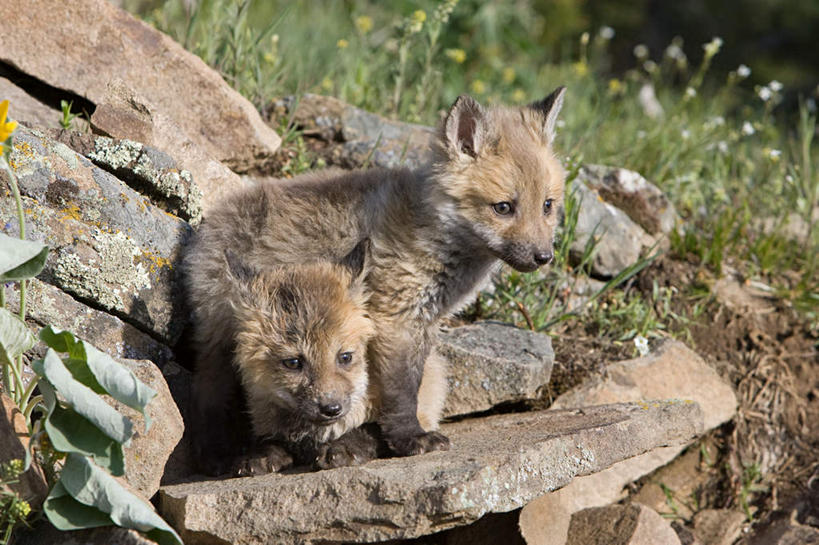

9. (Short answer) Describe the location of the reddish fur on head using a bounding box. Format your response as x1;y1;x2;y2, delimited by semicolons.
230;258;374;442
433;87;567;272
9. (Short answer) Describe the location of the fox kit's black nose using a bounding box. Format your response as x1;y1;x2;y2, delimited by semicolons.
319;402;343;418
534;250;554;266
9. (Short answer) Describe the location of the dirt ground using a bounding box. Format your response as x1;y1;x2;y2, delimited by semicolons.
557;256;819;541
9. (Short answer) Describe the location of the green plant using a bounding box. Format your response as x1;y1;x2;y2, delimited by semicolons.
1;460;32;544
0;101;182;544
59;100;78;130
738;462;767;522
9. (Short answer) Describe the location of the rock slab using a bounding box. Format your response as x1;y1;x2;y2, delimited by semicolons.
439;323;554;417
160;401;703;544
519;340;737;545
116;359;184;500
1;0;280;171
2;125;191;344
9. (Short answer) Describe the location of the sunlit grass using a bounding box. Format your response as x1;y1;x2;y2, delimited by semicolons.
127;0;818;339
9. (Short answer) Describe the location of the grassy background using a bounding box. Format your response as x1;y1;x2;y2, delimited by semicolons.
125;0;818;345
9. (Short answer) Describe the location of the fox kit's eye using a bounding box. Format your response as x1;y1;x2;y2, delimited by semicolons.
281;357;302;370
543;199;553;214
492;202;514;216
337;351;354;366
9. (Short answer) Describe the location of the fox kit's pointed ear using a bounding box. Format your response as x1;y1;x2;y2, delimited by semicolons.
444;95;486;158
529;85;566;143
339;238;370;286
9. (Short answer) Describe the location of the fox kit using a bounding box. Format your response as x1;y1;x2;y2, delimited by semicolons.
187;241;446;475
186;87;566;463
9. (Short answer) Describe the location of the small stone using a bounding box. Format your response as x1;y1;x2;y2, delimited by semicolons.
439;323;554;417
692;509;746;545
577;165;678;235
570;179;656;278
566;503;681;545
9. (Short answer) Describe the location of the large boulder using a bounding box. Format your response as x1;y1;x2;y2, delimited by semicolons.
160;401;703;544
1;0;280;172
2;126;191;344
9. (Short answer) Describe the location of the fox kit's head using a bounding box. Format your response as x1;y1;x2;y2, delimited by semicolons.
227;241;374;437
433;86;567;272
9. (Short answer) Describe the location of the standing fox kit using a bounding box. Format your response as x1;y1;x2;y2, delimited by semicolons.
185;87;566;469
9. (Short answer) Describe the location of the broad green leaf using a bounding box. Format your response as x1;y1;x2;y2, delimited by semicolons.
44;481;112;530
40;327;157;429
36;379;125;475
40;326;87;360
0;307;35;366
57;453;183;545
40;349;133;445
0;232;48;281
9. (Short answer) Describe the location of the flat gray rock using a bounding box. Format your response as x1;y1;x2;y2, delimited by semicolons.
2;126;191;344
439;323;554;417
160;401;703;544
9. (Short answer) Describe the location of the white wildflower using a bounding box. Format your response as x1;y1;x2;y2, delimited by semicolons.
644;60;658;73
737;64;751;78
681;129;691;140
741;121;755;136
769;80;783;92
703;37;723;57
685;86;697;98
757;86;772;102
633;44;649;59
706;116;725;128
599;26;615;40
665;44;684;60
634;335;649;357
580;31;590;46
768;148;782;160
718;141;729;154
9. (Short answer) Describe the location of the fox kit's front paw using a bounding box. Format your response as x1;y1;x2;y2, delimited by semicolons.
315;427;381;470
233;444;294;477
388;430;450;457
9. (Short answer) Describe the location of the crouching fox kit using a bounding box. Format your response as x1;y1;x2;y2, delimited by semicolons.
187;241;446;475
186;87;566;469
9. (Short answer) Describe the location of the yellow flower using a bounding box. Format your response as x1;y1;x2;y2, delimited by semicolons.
502;67;516;84
471;80;486;95
337;39;349;49
411;10;427;24
608;78;624;95
445;48;466;64
355;15;373;34
573;61;589;76
0;100;18;155
512;89;526;103
321;77;334;92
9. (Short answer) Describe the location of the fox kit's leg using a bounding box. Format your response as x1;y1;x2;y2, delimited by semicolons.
189;339;249;476
370;326;450;456
417;347;447;431
233;441;294;476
